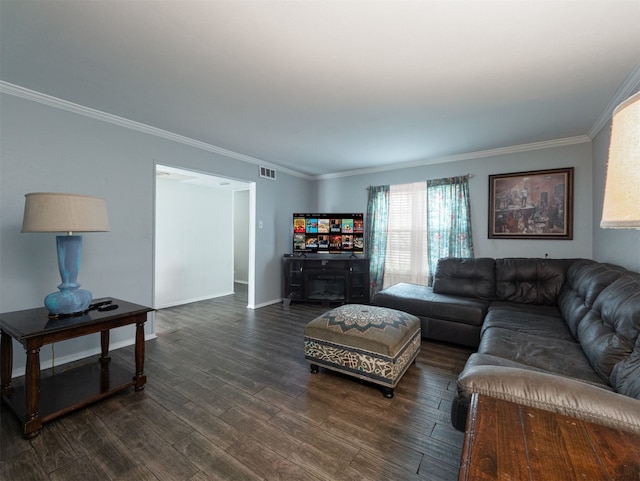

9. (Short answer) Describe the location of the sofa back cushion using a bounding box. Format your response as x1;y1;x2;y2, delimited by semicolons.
558;260;631;338
611;335;640;399
432;257;496;299
495;258;574;305
578;274;640;384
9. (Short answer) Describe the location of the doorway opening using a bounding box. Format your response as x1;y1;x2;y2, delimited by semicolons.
154;164;256;309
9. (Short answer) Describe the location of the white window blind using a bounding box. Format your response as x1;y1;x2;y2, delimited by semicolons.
383;182;429;288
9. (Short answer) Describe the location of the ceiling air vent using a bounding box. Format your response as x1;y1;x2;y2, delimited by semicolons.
259;166;276;180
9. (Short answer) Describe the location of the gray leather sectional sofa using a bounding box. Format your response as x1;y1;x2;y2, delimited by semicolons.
372;257;640;433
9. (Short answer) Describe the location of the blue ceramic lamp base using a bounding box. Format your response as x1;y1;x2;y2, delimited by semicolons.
45;288;92;316
45;235;93;316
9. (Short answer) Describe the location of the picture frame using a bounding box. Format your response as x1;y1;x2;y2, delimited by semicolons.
488;167;574;239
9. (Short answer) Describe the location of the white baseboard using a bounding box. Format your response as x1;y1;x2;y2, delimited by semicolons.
250;298;283;309
155;291;235;310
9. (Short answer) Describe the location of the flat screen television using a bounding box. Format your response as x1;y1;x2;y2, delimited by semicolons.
293;213;364;255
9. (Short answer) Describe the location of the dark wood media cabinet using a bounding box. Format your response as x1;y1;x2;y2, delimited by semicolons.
282;256;370;305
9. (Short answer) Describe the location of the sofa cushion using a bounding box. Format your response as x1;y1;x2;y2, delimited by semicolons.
578;274;640;383
456;364;640;434
495;258;574;305
432;257;496;299
611;336;640;399
372;282;488;327
478;327;605;385
460;352;611;389
482;304;573;341
558;259;631;338
488;300;563;318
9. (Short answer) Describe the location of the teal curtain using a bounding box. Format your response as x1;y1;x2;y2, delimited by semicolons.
365;185;390;299
426;176;474;283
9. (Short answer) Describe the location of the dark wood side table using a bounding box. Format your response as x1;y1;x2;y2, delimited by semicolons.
458;393;640;480
0;298;152;439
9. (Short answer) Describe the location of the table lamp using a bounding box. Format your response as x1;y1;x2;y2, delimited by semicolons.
601;91;640;229
21;192;110;316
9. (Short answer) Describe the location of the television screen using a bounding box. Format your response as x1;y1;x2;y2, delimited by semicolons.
293;213;364;254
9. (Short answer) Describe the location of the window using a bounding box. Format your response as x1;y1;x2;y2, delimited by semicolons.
367;176;473;296
383;182;429;287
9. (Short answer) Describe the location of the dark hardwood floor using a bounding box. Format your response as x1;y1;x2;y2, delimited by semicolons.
1;285;473;481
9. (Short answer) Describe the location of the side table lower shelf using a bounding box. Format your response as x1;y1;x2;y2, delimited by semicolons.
2;362;139;425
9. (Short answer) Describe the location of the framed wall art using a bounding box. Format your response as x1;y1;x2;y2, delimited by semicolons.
488;167;574;239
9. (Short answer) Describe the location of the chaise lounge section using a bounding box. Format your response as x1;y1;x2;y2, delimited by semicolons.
372;257;640;434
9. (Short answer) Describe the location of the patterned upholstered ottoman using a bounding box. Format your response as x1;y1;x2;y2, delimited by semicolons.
304;304;421;397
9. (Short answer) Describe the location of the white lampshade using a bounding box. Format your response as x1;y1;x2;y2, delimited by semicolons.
22;192;110;233
601;91;640;229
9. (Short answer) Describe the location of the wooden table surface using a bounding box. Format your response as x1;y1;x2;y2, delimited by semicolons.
458;393;640;481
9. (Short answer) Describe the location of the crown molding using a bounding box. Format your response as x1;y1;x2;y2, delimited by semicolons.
0;80;602;182
588;64;640;139
0;81;313;181
315;135;591;180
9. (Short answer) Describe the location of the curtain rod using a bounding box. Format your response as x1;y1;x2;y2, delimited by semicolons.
366;174;474;189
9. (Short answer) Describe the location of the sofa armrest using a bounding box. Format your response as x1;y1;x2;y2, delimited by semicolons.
456;365;640;434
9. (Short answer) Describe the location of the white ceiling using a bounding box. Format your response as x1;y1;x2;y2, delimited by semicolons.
1;1;639;177
156;164;251;191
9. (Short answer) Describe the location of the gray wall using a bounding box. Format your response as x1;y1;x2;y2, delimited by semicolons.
155;178;234;308
317;142;595;261
0;92;314;374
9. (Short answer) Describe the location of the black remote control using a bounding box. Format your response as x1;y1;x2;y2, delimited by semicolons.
98;304;119;312
89;299;112;310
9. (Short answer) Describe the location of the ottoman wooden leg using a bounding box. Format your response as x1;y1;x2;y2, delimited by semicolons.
382;387;394;398
310;364;319;374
